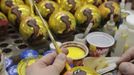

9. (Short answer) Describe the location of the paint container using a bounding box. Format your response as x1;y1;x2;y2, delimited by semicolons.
60;41;89;66
86;32;115;57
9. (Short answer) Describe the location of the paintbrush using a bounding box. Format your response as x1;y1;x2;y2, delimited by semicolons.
31;0;71;71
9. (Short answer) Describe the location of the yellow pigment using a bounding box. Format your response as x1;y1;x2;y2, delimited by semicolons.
67;47;85;59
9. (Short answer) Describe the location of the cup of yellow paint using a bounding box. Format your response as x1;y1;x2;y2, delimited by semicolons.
60;41;89;61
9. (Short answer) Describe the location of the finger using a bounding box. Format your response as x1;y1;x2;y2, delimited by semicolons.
44;48;68;56
64;71;73;75
117;71;121;75
37;51;57;67
61;48;68;55
67;58;74;68
67;58;73;65
117;47;134;65
52;53;67;73
53;48;68;55
119;62;134;75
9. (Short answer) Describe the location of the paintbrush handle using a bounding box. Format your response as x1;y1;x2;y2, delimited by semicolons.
32;0;71;70
33;1;61;53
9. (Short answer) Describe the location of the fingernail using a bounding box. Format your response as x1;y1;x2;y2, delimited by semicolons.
58;53;66;60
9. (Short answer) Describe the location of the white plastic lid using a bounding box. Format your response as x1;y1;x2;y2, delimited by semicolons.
126;15;134;30
86;32;115;48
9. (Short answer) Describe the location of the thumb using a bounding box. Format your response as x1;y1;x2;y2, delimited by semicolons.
52;53;67;73
119;62;134;75
64;71;73;75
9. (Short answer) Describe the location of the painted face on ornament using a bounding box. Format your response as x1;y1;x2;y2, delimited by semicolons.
75;4;101;30
99;1;120;22
0;0;24;14
37;1;59;19
49;11;76;35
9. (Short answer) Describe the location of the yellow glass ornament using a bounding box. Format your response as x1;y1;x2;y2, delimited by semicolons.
49;10;76;35
8;4;31;26
99;1;120;22
57;0;82;12
19;16;48;42
24;0;43;6
86;0;103;6
75;4;101;29
37;0;59;19
0;0;24;14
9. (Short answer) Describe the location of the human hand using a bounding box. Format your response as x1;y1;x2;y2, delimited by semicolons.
117;47;134;75
64;71;73;75
26;51;67;75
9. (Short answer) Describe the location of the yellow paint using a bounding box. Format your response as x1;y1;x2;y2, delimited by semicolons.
27;59;36;66
67;47;85;59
